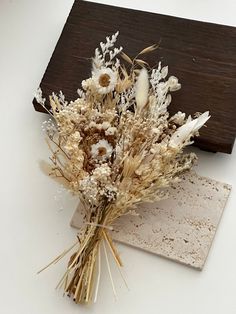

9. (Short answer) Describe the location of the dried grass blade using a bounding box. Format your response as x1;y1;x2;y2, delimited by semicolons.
94;245;101;303
103;230;123;267
56;269;71;290
103;240;117;300
135;59;149;66
138;44;158;55
85;247;97;302
74;266;86;303
68;227;94;270
103;231;129;290
37;240;79;274
120;52;133;64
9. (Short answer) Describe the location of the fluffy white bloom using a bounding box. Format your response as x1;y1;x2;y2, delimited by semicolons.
79;176;98;205
92;67;117;94
169;111;210;148
91;139;113;160
135;68;149;113
81;78;93;90
92;164;111;182
42;119;56;137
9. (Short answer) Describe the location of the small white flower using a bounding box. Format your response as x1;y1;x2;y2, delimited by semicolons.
168;76;181;92
81;78;93;90
169;111;186;125
92;67;117;94
92;164;111;182
91;139;113;160
71;131;82;142
105;127;117;136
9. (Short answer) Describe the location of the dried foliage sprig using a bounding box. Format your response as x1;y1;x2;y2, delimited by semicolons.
36;31;210;304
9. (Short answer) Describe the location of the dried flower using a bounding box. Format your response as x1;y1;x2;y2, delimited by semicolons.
91;139;113;160
168;76;181;92
37;32;210;305
105;126;117;136
92;67;117;94
92;163;111;182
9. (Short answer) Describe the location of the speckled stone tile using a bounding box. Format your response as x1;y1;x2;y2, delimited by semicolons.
71;171;231;269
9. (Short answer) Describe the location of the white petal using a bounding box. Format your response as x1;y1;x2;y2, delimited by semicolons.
169;111;210;147
193;111;210;132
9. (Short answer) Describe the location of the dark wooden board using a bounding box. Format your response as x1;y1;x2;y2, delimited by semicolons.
33;0;236;153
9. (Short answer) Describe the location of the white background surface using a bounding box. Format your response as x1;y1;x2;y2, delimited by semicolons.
0;0;236;313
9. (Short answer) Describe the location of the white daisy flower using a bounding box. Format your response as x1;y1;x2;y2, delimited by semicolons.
91;139;113;160
92;67;117;94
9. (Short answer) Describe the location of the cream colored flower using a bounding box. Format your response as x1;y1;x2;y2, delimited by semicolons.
91;139;113;160
168;76;181;92
105;127;117;136
71;131;82;142
81;78;93;90
92;68;117;94
92;164;111;183
64;131;82;154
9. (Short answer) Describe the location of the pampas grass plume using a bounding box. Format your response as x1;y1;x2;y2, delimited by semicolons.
135;68;149;113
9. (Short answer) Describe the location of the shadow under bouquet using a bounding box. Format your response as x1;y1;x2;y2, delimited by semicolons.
36;32;209;304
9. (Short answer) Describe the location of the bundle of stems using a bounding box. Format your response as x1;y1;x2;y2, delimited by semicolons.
60;211;121;303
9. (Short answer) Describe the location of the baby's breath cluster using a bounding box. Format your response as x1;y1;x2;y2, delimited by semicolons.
37;32;210;305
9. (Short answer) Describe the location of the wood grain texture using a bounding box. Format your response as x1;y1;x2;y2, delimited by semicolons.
33;0;236;153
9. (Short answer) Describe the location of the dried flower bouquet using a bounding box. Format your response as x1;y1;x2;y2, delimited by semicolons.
36;32;210;304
